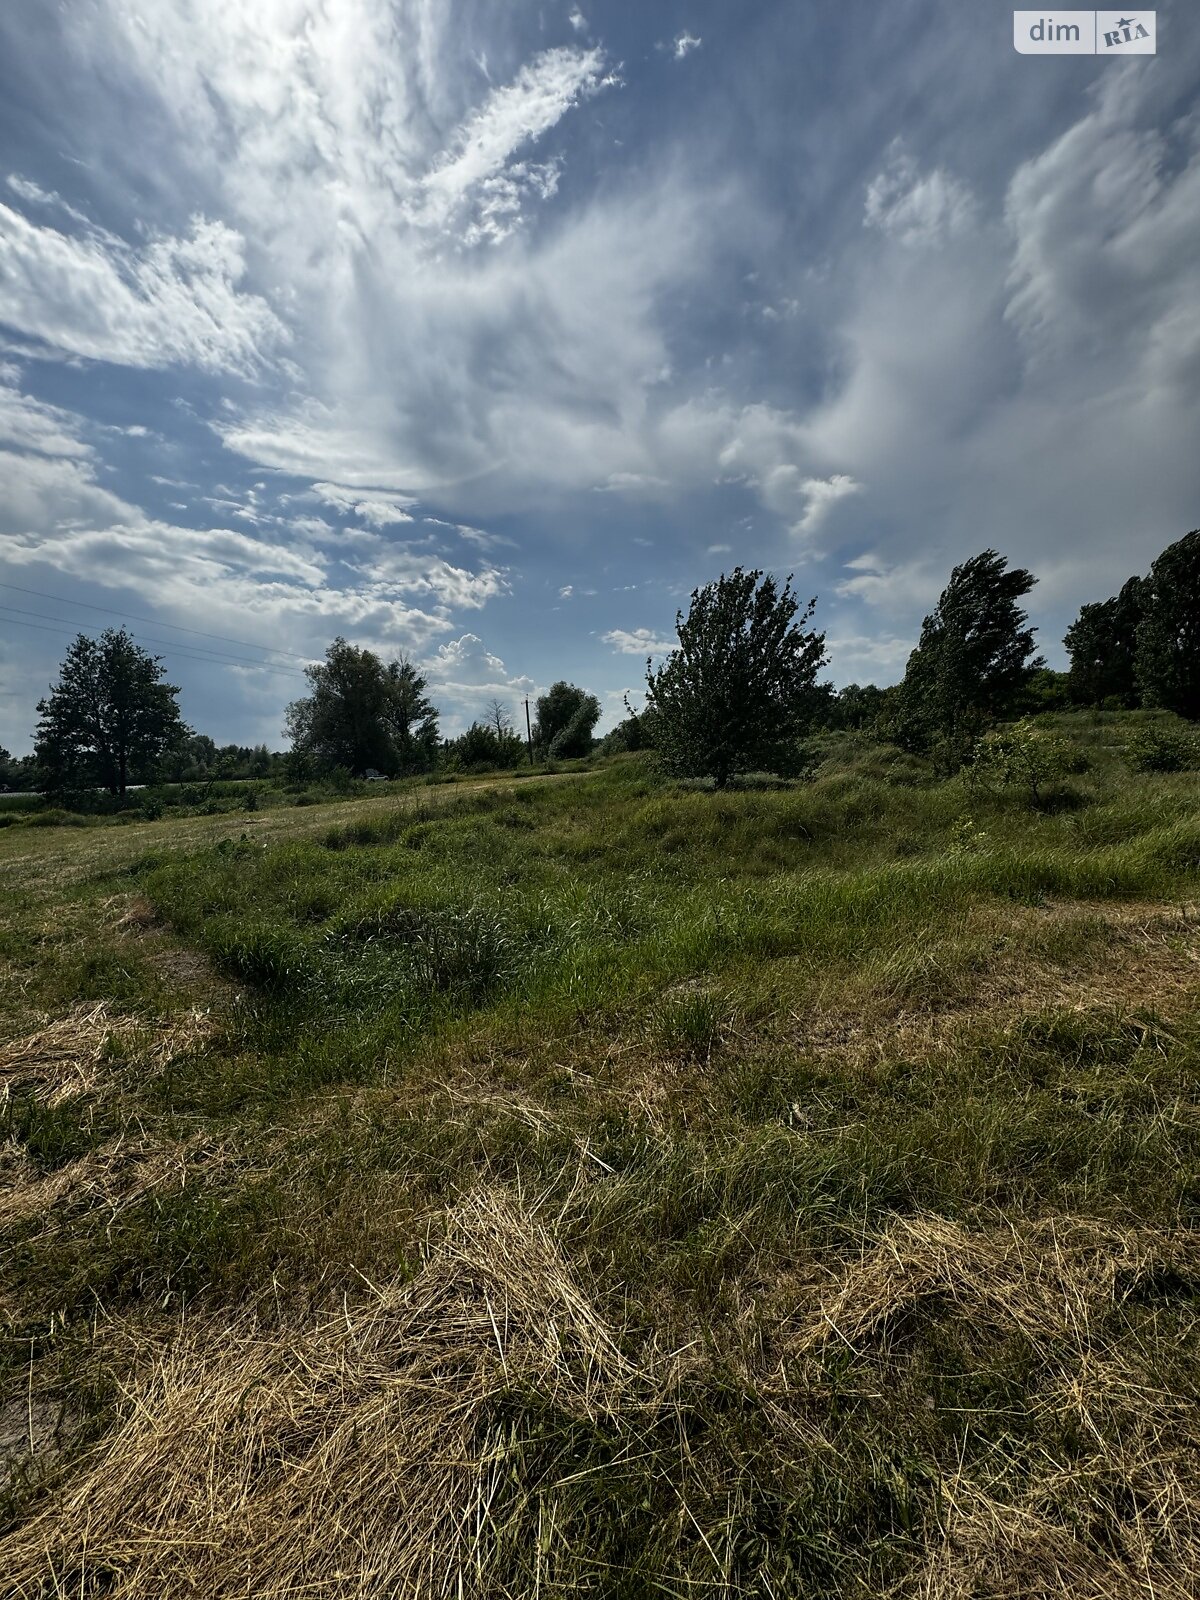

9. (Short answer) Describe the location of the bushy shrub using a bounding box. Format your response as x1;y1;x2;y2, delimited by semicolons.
969;720;1074;806
1127;723;1199;773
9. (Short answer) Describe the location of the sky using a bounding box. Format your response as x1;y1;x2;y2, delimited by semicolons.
1;0;1198;753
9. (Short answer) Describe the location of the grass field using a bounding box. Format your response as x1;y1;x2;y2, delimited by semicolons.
1;711;1198;1597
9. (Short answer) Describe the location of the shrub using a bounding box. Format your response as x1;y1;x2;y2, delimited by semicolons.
1127;723;1198;773
969;720;1074;806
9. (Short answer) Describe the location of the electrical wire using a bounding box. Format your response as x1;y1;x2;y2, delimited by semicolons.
0;609;309;679
0;579;312;661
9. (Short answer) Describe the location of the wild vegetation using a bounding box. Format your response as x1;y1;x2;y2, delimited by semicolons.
1;707;1198;1596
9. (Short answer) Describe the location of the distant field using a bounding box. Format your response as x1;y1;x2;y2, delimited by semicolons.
1;713;1198;1597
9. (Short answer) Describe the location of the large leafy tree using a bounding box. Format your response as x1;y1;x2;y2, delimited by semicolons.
532;682;601;759
1135;530;1200;721
894;550;1041;762
645;567;827;787
35;629;189;796
285;638;439;776
1064;575;1147;707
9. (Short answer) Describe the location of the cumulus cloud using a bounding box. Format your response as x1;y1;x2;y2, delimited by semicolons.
0;204;288;374
794;474;863;534
673;34;702;59
425;632;534;729
601;627;674;655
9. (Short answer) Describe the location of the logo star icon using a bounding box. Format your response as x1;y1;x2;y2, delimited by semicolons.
1115;16;1135;26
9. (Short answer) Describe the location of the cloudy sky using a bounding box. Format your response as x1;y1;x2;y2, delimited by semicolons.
1;0;1198;752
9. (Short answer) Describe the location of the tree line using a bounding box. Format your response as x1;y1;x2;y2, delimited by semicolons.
2;527;1196;797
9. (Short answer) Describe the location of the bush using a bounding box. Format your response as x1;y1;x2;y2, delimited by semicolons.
1127;724;1198;773
969;720;1074;806
26;808;90;829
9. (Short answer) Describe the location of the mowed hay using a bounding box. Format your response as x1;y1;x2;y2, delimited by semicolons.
0;1004;213;1107
0;1004;114;1106
0;1132;221;1236
0;1191;636;1600
797;1213;1200;1357
791;1215;1200;1600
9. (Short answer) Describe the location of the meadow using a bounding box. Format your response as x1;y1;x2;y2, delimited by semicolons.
0;711;1198;1597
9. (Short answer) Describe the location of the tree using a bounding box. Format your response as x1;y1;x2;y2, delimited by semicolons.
895;550;1041;764
35;629;189;796
285;639;439;776
384;657;441;773
1064;575;1146;707
1135;531;1200;720
644;567;827;786
532;682;601;759
485;698;513;741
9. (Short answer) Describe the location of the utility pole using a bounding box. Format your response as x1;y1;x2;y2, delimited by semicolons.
524;697;534;765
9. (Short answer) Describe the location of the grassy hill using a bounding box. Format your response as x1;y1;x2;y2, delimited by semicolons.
1;712;1198;1597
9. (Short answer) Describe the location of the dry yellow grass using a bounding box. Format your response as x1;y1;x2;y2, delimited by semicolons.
0;1189;636;1599
0;1003;214;1107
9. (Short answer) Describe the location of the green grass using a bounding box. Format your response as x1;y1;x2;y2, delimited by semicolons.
1;717;1198;1596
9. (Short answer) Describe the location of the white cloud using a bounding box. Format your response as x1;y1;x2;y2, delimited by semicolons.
425;632;534;730
794;473;862;534
569;8;587;34
601;626;674;655
0;204;288;374
0;376;94;459
313;482;417;527
558;584;574;598
864;143;976;246
409;46;616;243
673;34;702;59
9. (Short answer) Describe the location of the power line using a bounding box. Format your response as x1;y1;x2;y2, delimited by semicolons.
0;609;309;679
0;602;308;673
0;579;312;661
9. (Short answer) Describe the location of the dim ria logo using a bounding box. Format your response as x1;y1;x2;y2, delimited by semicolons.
1014;11;1156;53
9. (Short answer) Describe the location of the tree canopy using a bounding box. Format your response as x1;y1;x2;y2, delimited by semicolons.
1064;575;1146;707
1135;530;1200;721
645;567;827;786
532;682;601;759
285;639;439;776
894;550;1041;762
34;629;189;796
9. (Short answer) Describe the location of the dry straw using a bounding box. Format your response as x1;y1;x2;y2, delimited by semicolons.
0;1191;637;1599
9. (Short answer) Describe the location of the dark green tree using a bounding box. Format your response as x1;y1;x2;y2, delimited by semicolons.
285;638;439;776
532;682;601;759
34;629;189;796
1135;531;1200;721
894;550;1041;763
384;657;441;773
645;567;827;786
1064;575;1147;707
